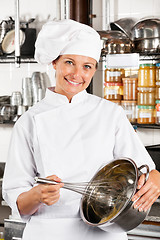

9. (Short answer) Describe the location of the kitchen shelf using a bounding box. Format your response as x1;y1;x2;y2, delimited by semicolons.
0;56;36;63
132;123;160;129
0;122;15;125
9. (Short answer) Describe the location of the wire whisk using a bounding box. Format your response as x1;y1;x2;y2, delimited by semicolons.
35;177;128;203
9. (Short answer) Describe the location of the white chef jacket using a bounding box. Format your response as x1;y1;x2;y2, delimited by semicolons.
3;88;155;240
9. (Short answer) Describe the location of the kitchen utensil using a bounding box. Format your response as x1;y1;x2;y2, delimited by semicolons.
130;18;160;53
80;158;149;232
132;18;160;40
10;91;22;106
31;72;46;104
0;96;10;105
98;30;134;54
35;177;125;202
1;29;25;54
22;77;32;106
17;105;27;116
0;104;17;122
134;37;160;54
110;17;138;39
0;17;14;43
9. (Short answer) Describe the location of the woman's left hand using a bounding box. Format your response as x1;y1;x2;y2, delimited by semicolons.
131;169;160;212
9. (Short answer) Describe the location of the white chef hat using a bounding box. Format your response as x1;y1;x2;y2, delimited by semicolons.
34;19;101;65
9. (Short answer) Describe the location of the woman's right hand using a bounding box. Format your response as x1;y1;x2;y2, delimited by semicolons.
17;175;64;215
37;175;64;206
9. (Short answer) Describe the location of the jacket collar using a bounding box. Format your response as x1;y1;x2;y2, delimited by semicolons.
44;87;88;106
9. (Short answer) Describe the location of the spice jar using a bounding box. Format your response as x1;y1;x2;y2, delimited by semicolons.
137;105;155;124
156;63;160;81
138;64;156;87
104;82;123;100
121;100;137;123
122;78;138;100
105;68;124;82
137;87;156;105
156;82;160;100
155;100;160;124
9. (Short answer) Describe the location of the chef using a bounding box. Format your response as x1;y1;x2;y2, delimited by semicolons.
2;19;160;240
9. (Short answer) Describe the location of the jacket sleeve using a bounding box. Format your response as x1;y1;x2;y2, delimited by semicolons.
113;107;155;171
2;121;37;222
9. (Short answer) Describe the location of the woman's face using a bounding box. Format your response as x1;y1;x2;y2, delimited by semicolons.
52;54;97;102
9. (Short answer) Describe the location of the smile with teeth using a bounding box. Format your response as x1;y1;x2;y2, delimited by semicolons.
65;77;83;85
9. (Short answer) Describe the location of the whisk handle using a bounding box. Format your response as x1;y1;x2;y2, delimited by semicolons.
35;177;59;185
34;177;86;196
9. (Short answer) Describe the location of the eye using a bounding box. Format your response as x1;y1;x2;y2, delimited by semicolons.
84;65;91;69
65;60;73;65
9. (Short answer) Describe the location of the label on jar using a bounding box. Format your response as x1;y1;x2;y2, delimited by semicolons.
139;112;151;118
156;111;160;117
107;71;121;77
105;89;118;95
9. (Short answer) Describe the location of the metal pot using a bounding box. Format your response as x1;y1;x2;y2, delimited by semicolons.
80;158;149;232
134;37;160;54
0;104;17;122
98;30;134;54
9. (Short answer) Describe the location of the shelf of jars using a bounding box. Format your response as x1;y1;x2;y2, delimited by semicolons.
102;53;160;127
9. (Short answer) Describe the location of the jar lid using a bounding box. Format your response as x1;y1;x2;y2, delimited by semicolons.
139;64;156;67
156;100;160;104
106;68;121;71
156;81;160;86
121;100;137;104
137;87;156;91
104;82;123;86
156;63;160;67
122;78;138;82
137;105;155;109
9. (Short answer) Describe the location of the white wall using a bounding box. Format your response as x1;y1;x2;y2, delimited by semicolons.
93;0;160;31
0;0;160;162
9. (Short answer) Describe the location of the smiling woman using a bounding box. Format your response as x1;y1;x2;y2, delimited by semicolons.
52;55;97;102
2;19;160;240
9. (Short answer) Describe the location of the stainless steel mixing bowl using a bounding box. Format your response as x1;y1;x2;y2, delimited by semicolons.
80;158;149;232
132;18;160;39
110;17;138;39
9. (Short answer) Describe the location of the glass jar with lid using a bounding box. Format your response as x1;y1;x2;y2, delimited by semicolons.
122;78;138;100
137;87;156;105
105;68;124;82
156;63;160;82
155;100;160;124
121;100;137;123
137;105;155;124
156;81;160;100
104;82;123;100
138;64;156;87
